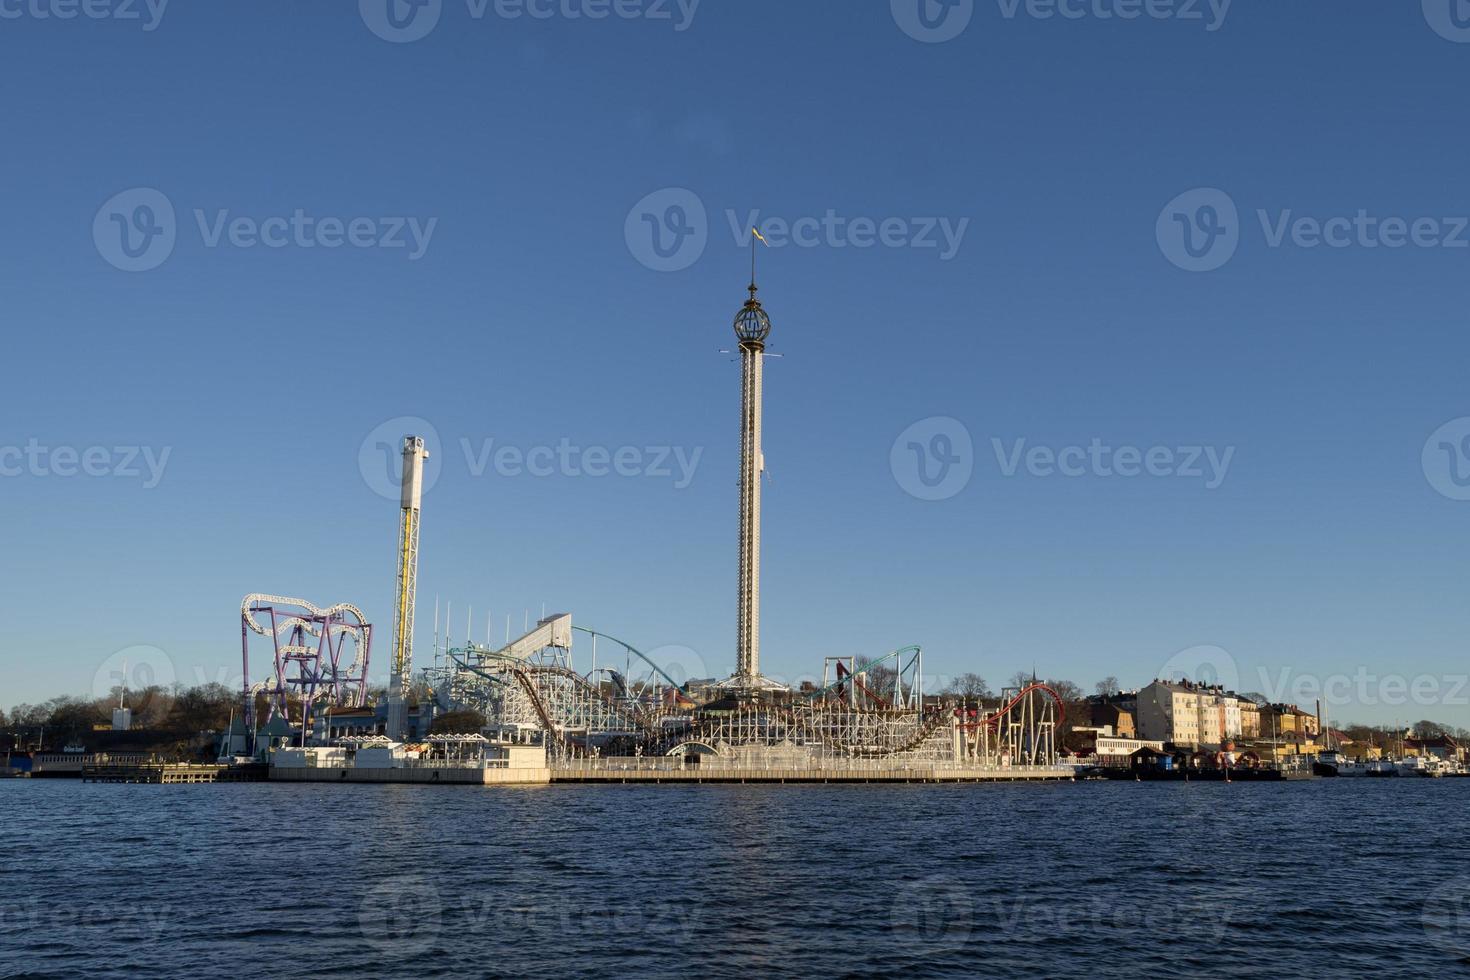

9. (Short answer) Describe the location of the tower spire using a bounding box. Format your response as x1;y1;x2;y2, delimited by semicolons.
750;228;758;295
728;242;778;696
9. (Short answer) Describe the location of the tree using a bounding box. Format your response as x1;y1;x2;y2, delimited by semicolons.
429;710;486;735
1045;679;1084;703
44;697;105;742
1008;671;1037;691
9;703;46;726
1094;676;1120;698
164;683;236;734
856;658;899;704
944;673;992;699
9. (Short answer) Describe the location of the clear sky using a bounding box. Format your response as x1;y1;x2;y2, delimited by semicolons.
3;0;1469;728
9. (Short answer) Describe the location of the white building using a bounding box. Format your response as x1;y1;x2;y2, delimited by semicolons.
1135;680;1243;748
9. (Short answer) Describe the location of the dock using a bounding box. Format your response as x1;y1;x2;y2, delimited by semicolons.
269;764;549;786
81;762;267;784
550;764;1079;784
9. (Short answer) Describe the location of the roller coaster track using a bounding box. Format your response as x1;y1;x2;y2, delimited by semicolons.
570;626;686;692
810;645;923;703
241;594;372;682
957;683;1067;730
822;707;952;757
507;665;578;756
453;655;660;758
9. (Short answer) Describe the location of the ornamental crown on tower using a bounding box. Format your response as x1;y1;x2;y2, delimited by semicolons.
733;283;772;346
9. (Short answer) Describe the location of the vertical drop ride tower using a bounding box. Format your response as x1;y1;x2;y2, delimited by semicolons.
387;435;430;740
728;262;784;696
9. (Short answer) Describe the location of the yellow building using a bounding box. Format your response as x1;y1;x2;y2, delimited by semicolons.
1259;704;1319;741
1239;701;1261;739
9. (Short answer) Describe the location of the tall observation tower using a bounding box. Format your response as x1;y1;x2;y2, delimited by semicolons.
728;252;785;695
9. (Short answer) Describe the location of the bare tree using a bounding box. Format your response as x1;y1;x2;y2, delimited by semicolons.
1045;679;1084;703
9;704;46;726
429;709;486;735
944;673;992;699
165;683;236;734
1094;676;1120;698
1007;670;1037;691
856;658;899;704
42;697;105;742
1412;719;1450;739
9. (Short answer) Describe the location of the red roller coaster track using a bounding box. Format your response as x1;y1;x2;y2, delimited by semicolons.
955;683;1067;731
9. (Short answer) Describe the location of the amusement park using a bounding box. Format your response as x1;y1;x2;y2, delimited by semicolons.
219;264;1071;784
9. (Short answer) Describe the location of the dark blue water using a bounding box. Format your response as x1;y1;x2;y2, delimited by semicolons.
4;779;1469;978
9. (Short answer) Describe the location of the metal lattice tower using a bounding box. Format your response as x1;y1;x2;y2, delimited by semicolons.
386;435;429;740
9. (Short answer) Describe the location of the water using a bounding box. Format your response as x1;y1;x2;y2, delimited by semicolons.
3;778;1469;978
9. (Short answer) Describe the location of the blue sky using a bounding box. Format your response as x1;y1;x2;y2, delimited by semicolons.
3;0;1470;727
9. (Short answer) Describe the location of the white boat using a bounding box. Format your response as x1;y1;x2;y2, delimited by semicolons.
1396;756;1442;777
1313;749;1367;777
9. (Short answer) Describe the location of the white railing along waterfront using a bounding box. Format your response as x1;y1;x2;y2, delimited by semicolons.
384;758;512;770
553;756;1079;775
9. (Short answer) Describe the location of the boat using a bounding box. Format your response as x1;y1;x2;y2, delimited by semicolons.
1313;749;1367;777
1312;715;1367;776
1396;755;1442;777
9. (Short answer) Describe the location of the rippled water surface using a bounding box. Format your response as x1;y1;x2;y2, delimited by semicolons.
4;779;1470;978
